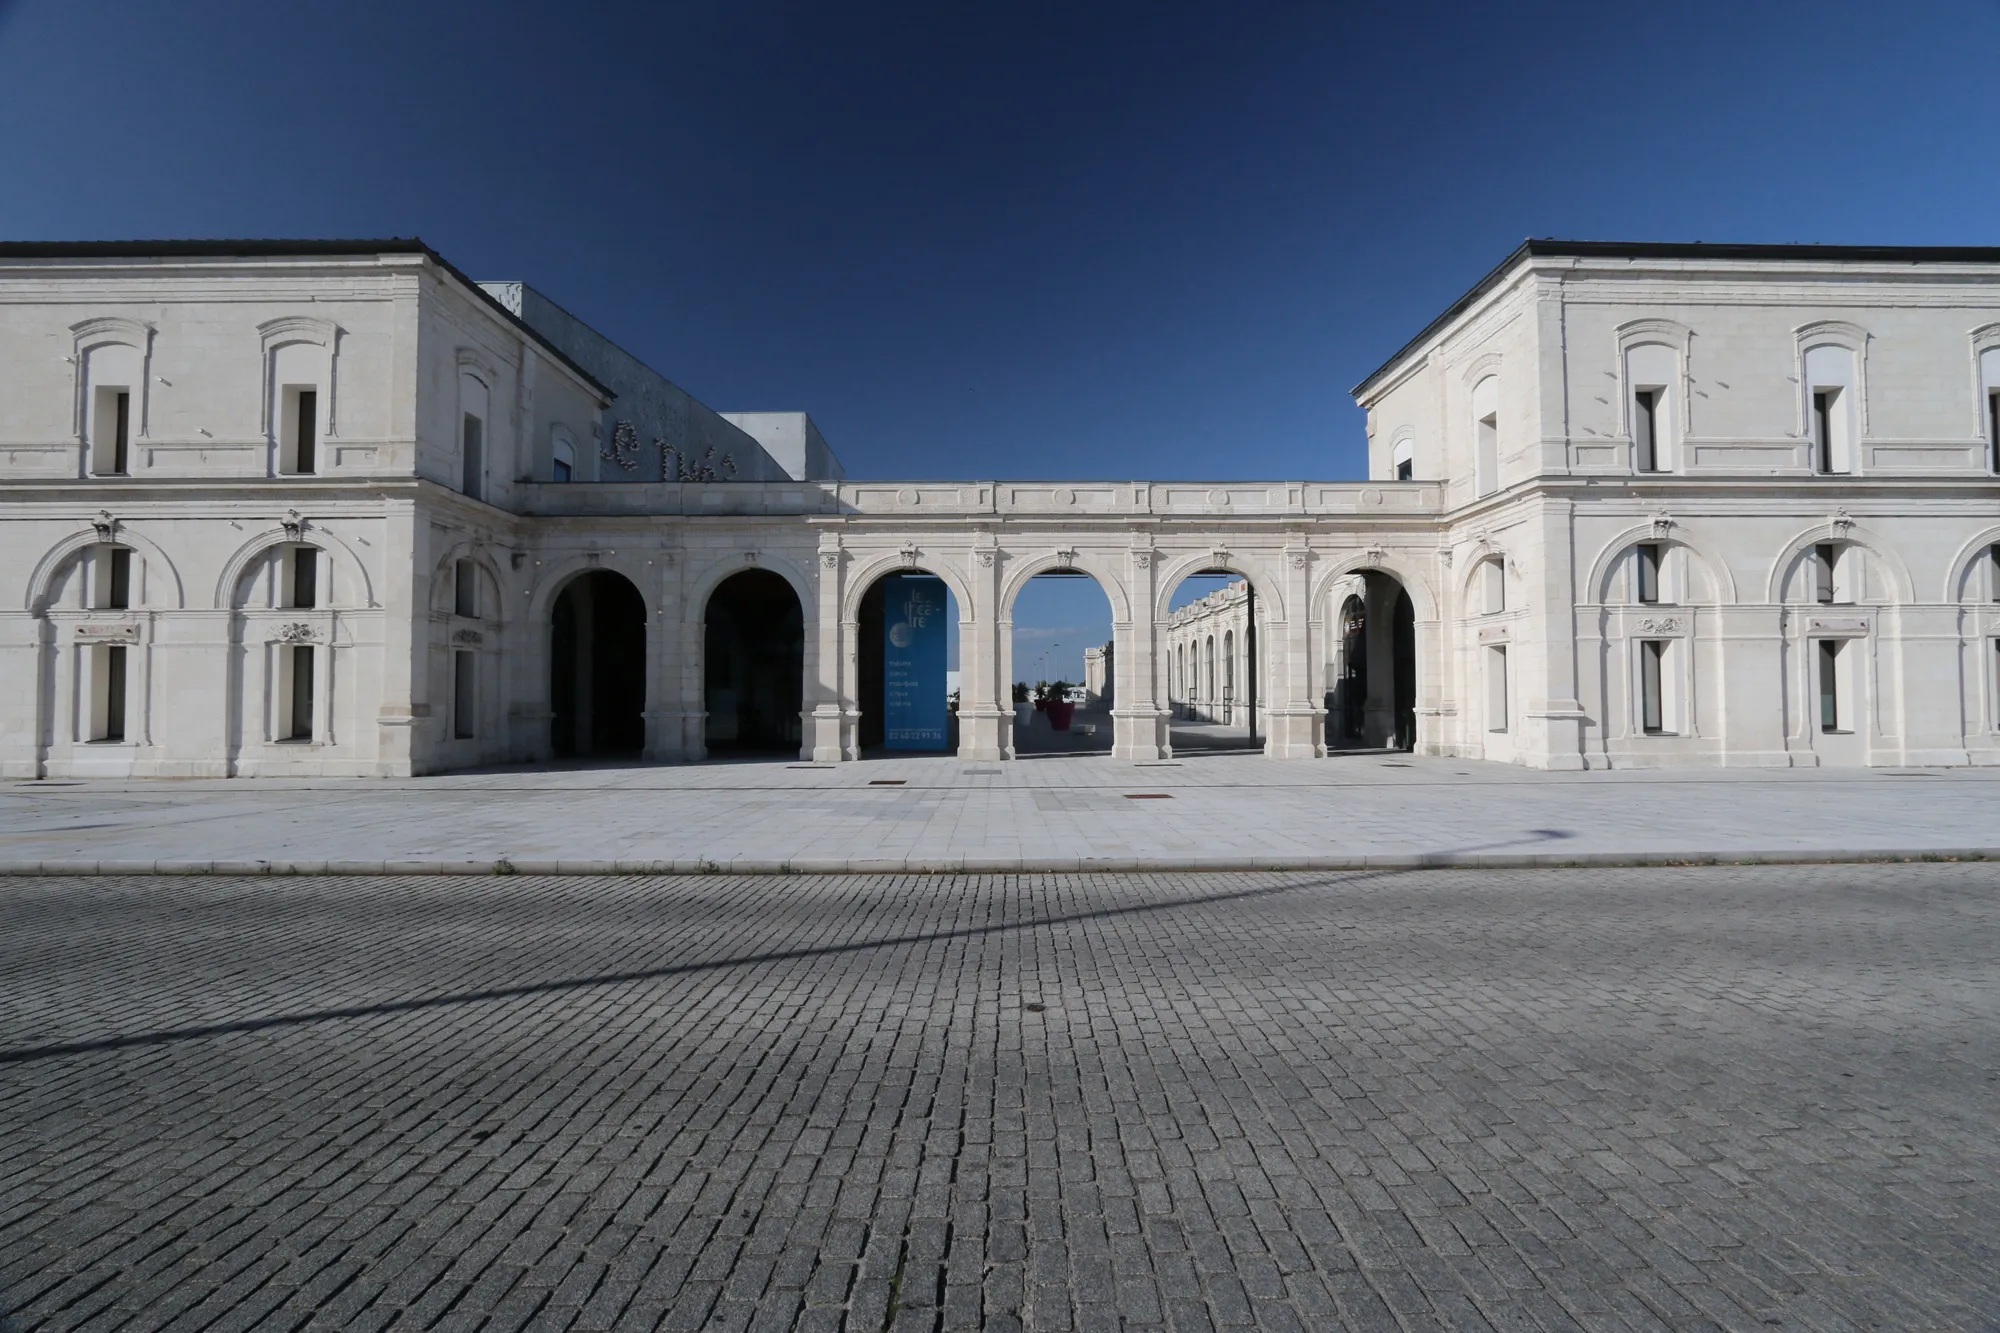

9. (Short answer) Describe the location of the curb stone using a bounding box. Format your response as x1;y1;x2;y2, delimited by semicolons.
0;848;1992;876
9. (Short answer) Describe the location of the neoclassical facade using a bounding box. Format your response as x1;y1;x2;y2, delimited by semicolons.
3;238;1998;777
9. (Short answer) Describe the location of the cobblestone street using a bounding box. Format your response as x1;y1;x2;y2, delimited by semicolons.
2;865;1995;1332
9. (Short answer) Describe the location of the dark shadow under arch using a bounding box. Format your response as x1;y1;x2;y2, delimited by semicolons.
551;570;646;758
1327;572;1415;752
704;570;804;755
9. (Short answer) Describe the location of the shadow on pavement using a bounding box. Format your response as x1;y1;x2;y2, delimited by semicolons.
0;829;1576;1068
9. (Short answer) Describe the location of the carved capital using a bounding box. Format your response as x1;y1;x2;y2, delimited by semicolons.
1286;550;1309;570
974;550;996;568
452;628;484;646
277;622;316;643
1132;549;1154;570
819;551;841;570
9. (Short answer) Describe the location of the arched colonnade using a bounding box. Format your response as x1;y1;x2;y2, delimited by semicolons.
520;529;1443;764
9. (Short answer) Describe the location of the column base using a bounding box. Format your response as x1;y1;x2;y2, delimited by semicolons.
1112;708;1171;761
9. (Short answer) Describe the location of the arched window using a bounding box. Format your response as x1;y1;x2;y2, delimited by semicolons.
1471;375;1499;496
83;343;143;477
459;370;490;500
1979;347;2000;474
1803;344;1858;474
552;430;576;483
1624;343;1678;473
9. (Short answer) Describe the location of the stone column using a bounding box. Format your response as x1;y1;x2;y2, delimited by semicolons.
957;539;1006;762
373;497;424;775
809;539;846;763
1519;497;1587;770
1265;543;1325;758
1114;543;1166;760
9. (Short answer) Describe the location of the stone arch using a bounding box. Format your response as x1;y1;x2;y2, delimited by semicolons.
841;551;975;627
1456;544;1518;610
685;552;816;630
548;567;648;759
428;542;510;625
214;524;376;609
1153;552;1286;623
25;524;186;612
1764;521;1914;605
998;551;1132;624
525;554;658;627
1943;526;2000;602
1308;553;1437;623
1584;525;1737;606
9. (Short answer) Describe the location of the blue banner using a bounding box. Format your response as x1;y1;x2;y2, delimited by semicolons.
884;574;947;749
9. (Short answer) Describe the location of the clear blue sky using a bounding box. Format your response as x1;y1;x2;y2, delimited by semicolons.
7;0;1998;485
7;0;1996;683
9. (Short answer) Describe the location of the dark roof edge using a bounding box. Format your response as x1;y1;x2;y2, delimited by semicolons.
0;238;614;400
1349;238;2000;400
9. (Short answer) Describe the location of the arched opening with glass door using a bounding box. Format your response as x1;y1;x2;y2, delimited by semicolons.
1163;569;1266;752
856;569;961;755
1324;571;1416;752
550;570;646;759
703;569;805;756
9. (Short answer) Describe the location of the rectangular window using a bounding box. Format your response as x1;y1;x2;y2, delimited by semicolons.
288;645;315;741
462;414;484;500
1486;645;1508;733
1476;413;1498;495
291;547;318;610
1816;390;1840;472
1992;544;2000;602
1633;389;1659;472
1990;391;1999;474
107;547;131;610
454;559;478;618
294;389;317;474
113;390;130;475
92;388;132;476
1814;544;1838;605
1636;543;1661;605
100;645;128;742
552;455;573;483
1817;639;1843;732
1640;640;1666;734
1395;457;1412;481
453;650;476;740
1482;558;1505;615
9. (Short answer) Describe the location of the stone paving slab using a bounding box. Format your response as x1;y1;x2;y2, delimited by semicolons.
2;753;1998;874
2;865;1996;1332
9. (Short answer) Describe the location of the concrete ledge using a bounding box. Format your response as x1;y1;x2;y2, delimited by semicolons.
0;848;1993;876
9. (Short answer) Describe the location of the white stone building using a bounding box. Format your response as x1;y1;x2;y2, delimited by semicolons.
3;238;1997;777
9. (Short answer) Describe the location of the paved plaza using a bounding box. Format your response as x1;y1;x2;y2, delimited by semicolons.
3;756;1999;874
3;864;1996;1332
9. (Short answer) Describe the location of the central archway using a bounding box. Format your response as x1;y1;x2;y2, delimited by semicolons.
704;569;804;755
1163;569;1265;752
1323;571;1415;752
856;569;960;754
550;570;646;758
